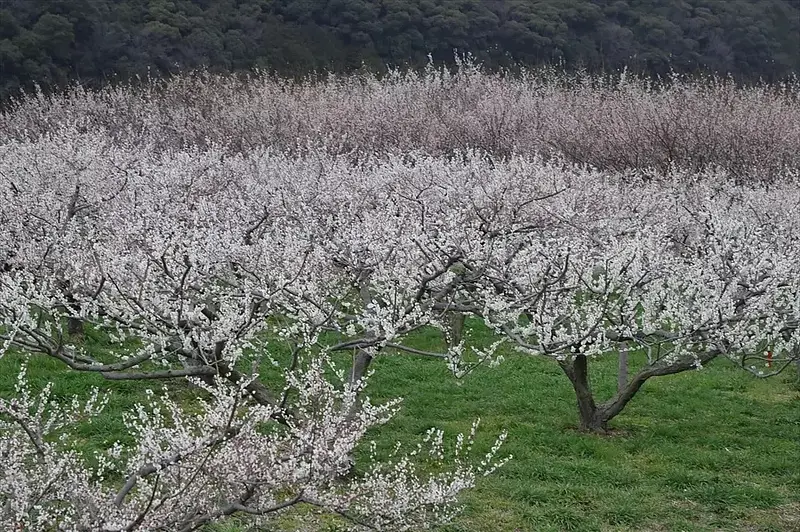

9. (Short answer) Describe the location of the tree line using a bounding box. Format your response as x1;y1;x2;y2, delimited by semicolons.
0;0;798;101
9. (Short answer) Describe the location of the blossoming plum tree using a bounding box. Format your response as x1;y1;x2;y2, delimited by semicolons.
0;134;509;530
2;77;799;529
435;165;800;431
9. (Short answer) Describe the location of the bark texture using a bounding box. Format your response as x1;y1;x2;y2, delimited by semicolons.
560;350;720;433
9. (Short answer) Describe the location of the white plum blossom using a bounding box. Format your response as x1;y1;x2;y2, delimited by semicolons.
1;71;799;527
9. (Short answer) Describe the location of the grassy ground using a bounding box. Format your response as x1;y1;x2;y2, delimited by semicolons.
1;326;798;532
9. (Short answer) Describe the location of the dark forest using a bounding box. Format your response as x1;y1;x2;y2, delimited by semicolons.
1;0;798;99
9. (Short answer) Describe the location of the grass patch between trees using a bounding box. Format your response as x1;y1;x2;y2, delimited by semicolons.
1;325;797;532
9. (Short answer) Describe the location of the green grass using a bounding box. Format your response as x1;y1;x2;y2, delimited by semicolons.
362;354;798;532
1;325;798;532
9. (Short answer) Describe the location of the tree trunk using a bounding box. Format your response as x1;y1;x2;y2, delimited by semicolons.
348;349;373;387
617;348;628;393
67;316;84;339
558;348;722;433
348;273;375;388
560;355;608;433
344;349;374;448
446;311;465;348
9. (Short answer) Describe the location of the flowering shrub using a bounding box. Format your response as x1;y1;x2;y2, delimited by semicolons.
0;356;508;531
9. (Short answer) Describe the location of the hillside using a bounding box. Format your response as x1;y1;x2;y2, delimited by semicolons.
1;0;798;100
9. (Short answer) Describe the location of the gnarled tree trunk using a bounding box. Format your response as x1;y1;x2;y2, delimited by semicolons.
617;348;628;392
559;355;608;432
349;348;373;386
446;311;465;348
67;316;84;339
560;349;720;433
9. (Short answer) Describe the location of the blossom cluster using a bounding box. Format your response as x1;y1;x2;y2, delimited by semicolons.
0;354;508;531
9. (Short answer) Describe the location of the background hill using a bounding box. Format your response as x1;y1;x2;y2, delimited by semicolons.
1;0;798;99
